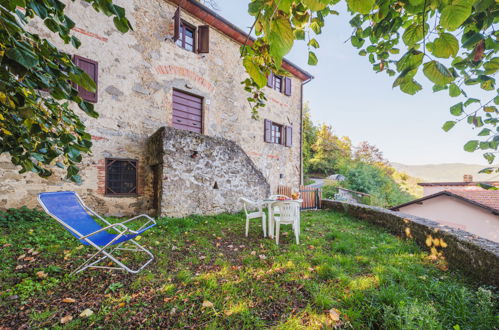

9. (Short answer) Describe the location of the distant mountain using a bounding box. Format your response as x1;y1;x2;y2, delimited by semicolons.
390;163;498;183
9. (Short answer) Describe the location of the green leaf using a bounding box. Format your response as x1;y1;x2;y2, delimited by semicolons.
399;79;422;95
449;83;461;97
69;71;96;93
277;0;294;13
294;29;305;40
442;121;456;132
113;16;130;33
308;51;318;65
243;58;267;88
478;128;491;136
351;36;364;48
432;33;459;58
484;57;499;74
450;102;463;116
303;0;329;11
402;23;426;46
440;1;472;31
423;61;454;85
396;49;423;72
268;16;294;67
6;47;39;69
347;0;375;14
464;98;480;107
308;38;320;49
463;140;479;152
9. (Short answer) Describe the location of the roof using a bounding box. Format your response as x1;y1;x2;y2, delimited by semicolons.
167;0;313;81
391;190;499;215
418;181;499;187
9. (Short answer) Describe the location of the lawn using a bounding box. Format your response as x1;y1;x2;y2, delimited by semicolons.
0;207;497;328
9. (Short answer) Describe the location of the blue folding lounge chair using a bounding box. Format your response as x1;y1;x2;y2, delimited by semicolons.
38;191;156;275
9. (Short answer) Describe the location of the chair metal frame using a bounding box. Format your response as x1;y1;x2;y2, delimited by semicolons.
38;192;156;275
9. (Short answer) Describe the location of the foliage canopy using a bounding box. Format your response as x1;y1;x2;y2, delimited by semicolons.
0;0;131;182
242;0;498;163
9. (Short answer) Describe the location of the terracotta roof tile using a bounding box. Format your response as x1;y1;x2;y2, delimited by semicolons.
447;189;499;212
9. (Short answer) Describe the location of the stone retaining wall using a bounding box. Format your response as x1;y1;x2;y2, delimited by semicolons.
147;127;270;217
322;200;499;287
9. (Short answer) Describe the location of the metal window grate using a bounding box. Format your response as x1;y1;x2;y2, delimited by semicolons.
105;159;138;196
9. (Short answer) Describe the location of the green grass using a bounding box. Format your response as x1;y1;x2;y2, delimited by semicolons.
0;207;497;328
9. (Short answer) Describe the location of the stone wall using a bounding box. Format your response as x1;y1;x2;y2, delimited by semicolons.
322;200;499;287
0;0;305;216
147;127;270;217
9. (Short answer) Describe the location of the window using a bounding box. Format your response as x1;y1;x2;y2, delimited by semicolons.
176;22;196;52
267;73;292;96
172;7;210;53
72;55;98;103
264;119;293;147
105;159;138;196
273;75;283;92
271;122;282;144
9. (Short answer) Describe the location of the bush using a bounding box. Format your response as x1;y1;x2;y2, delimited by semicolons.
0;207;49;224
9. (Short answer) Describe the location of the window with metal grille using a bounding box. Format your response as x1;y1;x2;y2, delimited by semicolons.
176;22;195;52
105;159;138;196
271;123;282;144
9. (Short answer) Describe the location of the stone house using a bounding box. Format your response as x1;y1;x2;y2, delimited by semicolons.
0;0;312;217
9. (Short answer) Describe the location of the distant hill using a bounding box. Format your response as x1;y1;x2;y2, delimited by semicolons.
390;163;498;183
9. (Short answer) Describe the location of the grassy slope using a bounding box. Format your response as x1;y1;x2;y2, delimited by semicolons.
0;209;497;328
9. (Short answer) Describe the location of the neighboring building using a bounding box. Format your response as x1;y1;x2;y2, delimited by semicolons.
0;0;312;217
418;175;499;196
392;189;499;243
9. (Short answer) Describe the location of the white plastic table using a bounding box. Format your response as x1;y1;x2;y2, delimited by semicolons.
261;199;302;239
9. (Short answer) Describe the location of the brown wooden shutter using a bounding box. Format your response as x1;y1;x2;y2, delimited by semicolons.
73;55;98;103
285;126;293;147
198;25;209;53
284;77;292;96
173;7;180;42
264;119;272;143
267;72;274;88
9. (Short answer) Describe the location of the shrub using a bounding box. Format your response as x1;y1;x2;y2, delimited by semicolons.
0;207;49;224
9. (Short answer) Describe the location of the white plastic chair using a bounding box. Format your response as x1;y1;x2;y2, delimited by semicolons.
239;197;267;237
272;200;301;245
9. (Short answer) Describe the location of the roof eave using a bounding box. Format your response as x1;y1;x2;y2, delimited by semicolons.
167;0;314;81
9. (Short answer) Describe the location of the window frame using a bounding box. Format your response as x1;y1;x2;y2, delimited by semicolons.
273;75;283;92
271;122;283;145
104;158;139;197
176;20;196;52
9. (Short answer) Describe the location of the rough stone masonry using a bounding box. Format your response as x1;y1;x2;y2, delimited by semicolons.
147;127;270;217
0;0;311;216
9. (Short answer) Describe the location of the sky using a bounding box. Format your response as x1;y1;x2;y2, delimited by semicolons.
212;0;494;166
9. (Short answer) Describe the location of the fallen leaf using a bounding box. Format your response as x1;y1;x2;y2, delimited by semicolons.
60;315;73;324
170;307;177;315
79;309;94;318
328;308;341;321
17;254;26;260
202;300;214;308
259;254;267;260
200;256;206;260
15;265;25;270
250;251;256;255
36;271;48;279
62;298;76;303
224;310;233;316
118;302;125;308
